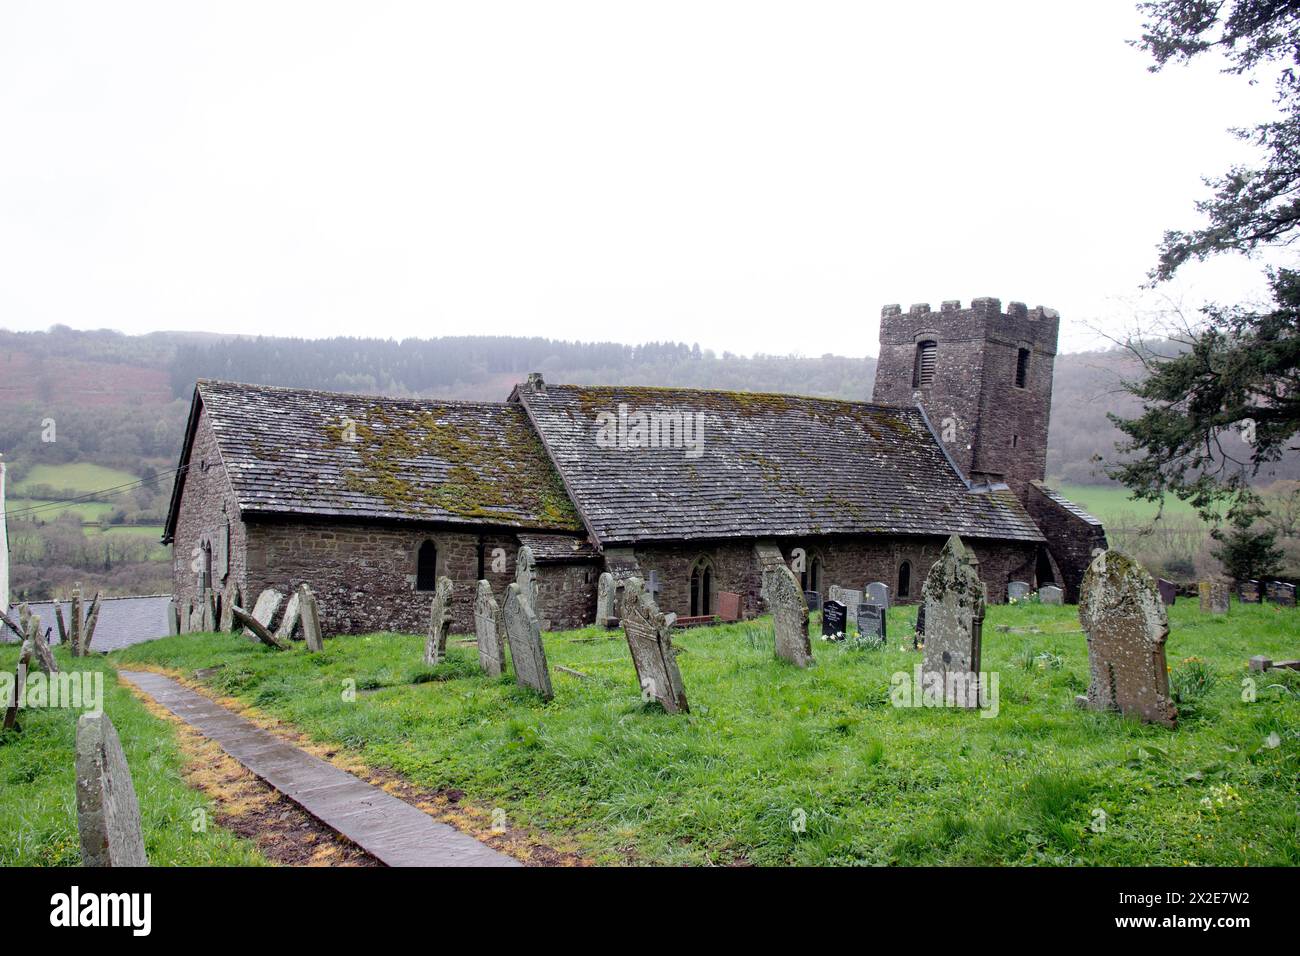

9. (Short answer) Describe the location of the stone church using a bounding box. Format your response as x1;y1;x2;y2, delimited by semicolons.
162;297;1106;635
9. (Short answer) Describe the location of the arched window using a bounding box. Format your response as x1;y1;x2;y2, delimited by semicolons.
912;340;937;388
416;540;438;591
689;556;713;617
898;560;912;598
800;554;823;595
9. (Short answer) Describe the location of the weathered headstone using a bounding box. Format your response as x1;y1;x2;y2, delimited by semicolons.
865;582;891;609
920;535;986;707
515;545;539;609
821;599;848;640
231;605;289;650
501;582;553;699
1007;580;1031;602
716;591;742;622
69;589;82;657
1198;580;1229;614
761;563;813;668
621;578;689;713
167;599;179;635
298;584;324;653
595;572;616;625
1239;580;1261;603
219;586;237;633
474;580;505;677
1038;585;1063;606
1078;550;1177;728
275;591;302;641
26;612;58;675
188;603;202;634
82;591;102;653
54;602;68;644
248;589;285;635
858;603;887;645
1157;578;1177;606
75;713;149;867
200;589;216;632
827;585;863;627
423;576;454;666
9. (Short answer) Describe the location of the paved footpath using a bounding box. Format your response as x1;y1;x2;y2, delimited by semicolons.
120;670;519;867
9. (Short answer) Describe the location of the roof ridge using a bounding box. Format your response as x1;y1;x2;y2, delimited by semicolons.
196;379;513;410
536;381;918;414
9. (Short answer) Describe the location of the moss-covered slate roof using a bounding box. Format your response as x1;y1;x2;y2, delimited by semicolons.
516;382;1046;544
194;380;583;532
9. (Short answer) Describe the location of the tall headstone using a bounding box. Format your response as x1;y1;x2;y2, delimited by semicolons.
200;588;216;632
761;564;813;668
75;713;149;867
423;576;454;666
1078;550;1177;728
167;599;179;636
1007;581;1031;602
515;545;539;610
595;572;616;624
248;589;285;635
501;582;553;699
1156;578;1177;606
821;599;848;640
275;591;302;641
298;584;324;653
219;586;238;633
920;535;986;707
69;589;82;657
1038;585;1064;606
865;582;890;609
474;580;505;677
1198;581;1229;614
621;578;689;713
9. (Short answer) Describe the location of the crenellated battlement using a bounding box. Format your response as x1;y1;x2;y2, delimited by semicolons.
880;298;1059;322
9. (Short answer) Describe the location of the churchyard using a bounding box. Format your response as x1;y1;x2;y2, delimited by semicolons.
3;582;1296;866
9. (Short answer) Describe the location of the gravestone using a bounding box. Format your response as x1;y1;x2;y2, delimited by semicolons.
298;584;324;653
501;582;553;700
1007;581;1031;602
914;603;925;649
178;599;190;635
1157;578;1177;606
804;591;822;612
821;600;848;640
1267;581;1296;607
865;582;890;609
1198;581;1229;614
1078;550;1177;728
761;564;813;668
1239;580;1261;604
515;545;539;609
75;713;149;867
70;589;82;657
219;586;238;633
920;535;986;707
275;591;302;640
1038;585;1063;606
858;604;887;645
188;603;203;634
827;585;863;627
248;589;285;636
474;580;505;678
423;576;454;666
716;591;742;622
621;578;689;713
200;589;216;632
595;572;616;624
3;642;30;731
167;600;179;636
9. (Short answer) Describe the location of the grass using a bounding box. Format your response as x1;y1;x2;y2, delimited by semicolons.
6;498;117;522
0;646;267;866
111;600;1300;866
12;463;140;497
1056;483;1210;527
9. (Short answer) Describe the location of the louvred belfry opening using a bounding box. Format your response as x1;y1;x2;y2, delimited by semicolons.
913;341;937;388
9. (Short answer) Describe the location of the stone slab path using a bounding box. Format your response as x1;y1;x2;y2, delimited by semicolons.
120;670;519;867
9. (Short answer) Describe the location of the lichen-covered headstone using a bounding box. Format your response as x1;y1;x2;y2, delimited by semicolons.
920;535;986;707
1198;581;1229;614
298;584;324;653
501;582;553;699
1007;581;1031;602
865;582;890;609
75;713;149;867
423;576;454;666
247;589;284;636
474;580;505;677
1038;585;1063;605
596;572;616;624
621;577;689;713
275;591;302;641
761;564;813;668
1078;549;1176;728
219;586;237;633
515;545;539;610
69;589;83;656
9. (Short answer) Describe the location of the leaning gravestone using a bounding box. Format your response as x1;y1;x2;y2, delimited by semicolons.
920;535;986;707
621;578;689;714
596;572;616;625
275;591;302;640
474;580;505;678
821;599;848;640
1198;581;1229;614
298;584;324;653
1078;550;1177;728
423;576;454;666
76;713;149;867
3;642;31;731
1038;585;1063;606
247;589;285;636
1007;581;1031;602
858;603;887;645
502;582;553;700
762;564;813;668
1157;578;1177;606
865;582;890;609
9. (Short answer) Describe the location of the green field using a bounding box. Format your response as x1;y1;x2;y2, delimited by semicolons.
0;648;266;866
12;462;140;496
106;602;1300;866
6;498;117;522
1055;483;1211;527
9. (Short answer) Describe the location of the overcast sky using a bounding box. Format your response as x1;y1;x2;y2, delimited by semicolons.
0;1;1284;356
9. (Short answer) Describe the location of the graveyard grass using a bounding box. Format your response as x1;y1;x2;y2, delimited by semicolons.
109;600;1300;867
0;646;266;866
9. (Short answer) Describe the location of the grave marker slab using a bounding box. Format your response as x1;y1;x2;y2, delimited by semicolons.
762;564;813;668
1007;581;1031;602
1198;581;1229;614
621;578;689;713
1157;578;1177;606
827;585;863;626
858;604;887;645
865;582;890;609
1267;581;1296;607
474;580;505;678
502;583;553;699
1239;580;1261;604
717;591;741;622
804;591;822;612
821;600;848;640
1038;585;1063;606
298;584;324;653
75;712;148;867
1078;550;1176;728
920;535;986;707
596;572;616;625
423;577;454;666
275;591;302;640
247;589;285;636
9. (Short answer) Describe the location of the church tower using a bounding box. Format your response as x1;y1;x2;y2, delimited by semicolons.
871;297;1059;502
